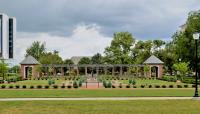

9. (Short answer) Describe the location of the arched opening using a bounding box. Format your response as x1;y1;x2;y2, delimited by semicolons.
151;66;158;78
25;67;32;79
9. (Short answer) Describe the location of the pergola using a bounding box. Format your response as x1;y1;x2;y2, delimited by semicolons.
41;64;144;77
20;55;164;78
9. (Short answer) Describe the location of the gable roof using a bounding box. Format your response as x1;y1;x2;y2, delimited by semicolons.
143;55;164;64
20;55;40;65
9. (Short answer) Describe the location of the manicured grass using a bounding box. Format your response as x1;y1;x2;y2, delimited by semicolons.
0;89;196;98
2;79;70;86
121;79;188;86
0;100;200;114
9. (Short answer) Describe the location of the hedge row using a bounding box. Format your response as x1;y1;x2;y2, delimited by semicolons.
108;84;194;88
0;85;79;89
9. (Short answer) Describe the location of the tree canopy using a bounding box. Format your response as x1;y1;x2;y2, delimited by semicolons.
39;51;63;64
78;57;91;64
25;41;46;60
104;32;135;64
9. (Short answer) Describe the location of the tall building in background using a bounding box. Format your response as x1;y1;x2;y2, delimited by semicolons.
0;13;16;59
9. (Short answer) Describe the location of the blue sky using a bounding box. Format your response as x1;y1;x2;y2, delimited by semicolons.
0;0;200;64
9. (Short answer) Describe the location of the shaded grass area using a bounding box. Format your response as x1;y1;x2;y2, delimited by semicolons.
0;100;200;114
0;89;196;98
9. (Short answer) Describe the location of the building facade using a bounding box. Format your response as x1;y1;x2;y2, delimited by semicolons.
0;13;16;59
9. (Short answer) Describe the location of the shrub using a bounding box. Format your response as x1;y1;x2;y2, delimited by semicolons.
48;79;52;85
118;83;122;88
61;85;65;88
79;81;82;87
37;85;42;89
51;80;55;84
73;81;79;88
112;85;116;88
22;85;26;89
107;81;112;88
162;85;166;88
162;76;177;82
9;85;13;89
184;85;188;88
53;85;58;89
126;85;130;88
128;79;132;84
177;85;182;88
30;85;34;89
103;80;107;88
67;85;72;89
133;85;137;88
15;85;20;89
1;85;6;89
132;79;136;85
44;85;49;89
155;85;160;88
148;85;152;88
169;85;174;88
192;85;196;88
140;85;145;88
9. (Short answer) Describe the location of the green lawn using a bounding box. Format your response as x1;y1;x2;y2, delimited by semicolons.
0;89;196;98
3;79;190;87
121;79;188;86
0;100;199;114
2;79;71;86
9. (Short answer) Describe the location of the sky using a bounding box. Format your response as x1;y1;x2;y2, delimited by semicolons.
0;0;200;65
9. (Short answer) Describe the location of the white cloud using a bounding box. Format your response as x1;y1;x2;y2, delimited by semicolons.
15;24;112;65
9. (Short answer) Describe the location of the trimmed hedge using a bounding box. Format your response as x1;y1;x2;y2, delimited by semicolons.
1;85;6;89
37;85;42;89
15;85;20;89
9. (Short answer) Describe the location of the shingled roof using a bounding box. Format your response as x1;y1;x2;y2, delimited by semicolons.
20;55;40;65
143;55;164;64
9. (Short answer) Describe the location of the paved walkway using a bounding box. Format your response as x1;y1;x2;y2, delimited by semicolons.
0;97;196;101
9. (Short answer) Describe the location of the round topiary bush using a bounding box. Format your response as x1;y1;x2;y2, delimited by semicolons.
53;85;58;89
61;85;65;88
37;85;42;89
67;85;72;89
15;85;20;89
45;85;49;89
162;85;166;88
133;85;137;88
9;85;13;89
169;85;174;88
30;85;34;89
126;85;130;88
1;85;6;89
177;85;182;88
148;85;152;88
22;85;26;89
118;83;122;88
184;85;188;88
112;85;116;88
140;85;145;88
155;85;160;88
